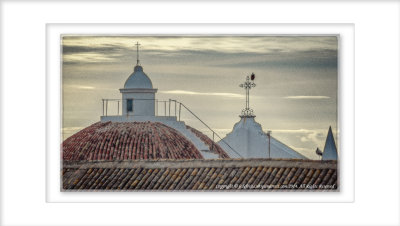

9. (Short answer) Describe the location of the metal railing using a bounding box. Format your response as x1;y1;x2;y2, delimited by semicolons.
101;98;242;157
174;100;242;157
102;99;121;116
102;98;174;117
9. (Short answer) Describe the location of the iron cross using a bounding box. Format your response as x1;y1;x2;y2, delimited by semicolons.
135;41;141;65
239;73;256;117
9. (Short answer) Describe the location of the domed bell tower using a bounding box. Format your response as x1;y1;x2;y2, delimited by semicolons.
119;42;158;116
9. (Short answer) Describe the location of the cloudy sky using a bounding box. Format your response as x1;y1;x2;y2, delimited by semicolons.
62;36;338;159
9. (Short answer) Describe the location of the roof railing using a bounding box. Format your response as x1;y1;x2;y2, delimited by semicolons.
101;98;172;117
172;100;242;158
101;98;242;157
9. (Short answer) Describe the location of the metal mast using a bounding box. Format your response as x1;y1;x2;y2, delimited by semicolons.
135;41;141;65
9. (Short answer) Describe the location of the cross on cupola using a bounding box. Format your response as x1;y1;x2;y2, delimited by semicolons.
135;41;141;65
239;73;256;118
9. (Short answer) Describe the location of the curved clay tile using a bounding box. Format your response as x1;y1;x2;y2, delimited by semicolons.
62;121;203;161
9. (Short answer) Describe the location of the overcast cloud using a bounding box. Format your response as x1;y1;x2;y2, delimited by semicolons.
62;36;338;159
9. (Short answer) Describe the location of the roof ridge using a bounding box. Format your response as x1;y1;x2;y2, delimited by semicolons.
63;158;337;170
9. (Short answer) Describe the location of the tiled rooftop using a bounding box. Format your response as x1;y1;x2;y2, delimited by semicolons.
62;159;338;191
62;121;204;161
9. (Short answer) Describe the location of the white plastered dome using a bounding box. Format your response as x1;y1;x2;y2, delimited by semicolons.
123;65;153;89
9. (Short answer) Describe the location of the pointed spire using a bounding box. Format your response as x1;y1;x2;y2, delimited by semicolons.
135;41;141;65
322;126;338;160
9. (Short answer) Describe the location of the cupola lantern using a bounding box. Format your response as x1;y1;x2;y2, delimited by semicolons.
119;42;158;116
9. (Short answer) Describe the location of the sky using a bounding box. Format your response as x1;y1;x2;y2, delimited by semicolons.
62;36;338;160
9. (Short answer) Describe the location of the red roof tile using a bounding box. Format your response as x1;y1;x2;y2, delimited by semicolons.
62;159;338;191
62;121;204;161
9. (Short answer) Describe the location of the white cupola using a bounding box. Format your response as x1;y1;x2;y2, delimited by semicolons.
119;42;158;116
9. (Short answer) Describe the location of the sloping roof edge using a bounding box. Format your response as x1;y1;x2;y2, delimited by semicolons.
271;136;309;159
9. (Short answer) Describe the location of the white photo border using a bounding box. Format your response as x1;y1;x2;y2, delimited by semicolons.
47;23;354;203
1;1;399;226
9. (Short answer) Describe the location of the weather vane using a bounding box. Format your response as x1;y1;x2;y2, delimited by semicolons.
239;72;256;117
135;41;141;65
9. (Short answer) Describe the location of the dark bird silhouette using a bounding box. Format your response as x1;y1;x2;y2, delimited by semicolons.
316;147;323;156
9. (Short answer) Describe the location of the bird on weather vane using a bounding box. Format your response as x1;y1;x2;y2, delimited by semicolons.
239;72;256;117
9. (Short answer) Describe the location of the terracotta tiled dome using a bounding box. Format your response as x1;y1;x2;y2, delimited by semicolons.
62;121;204;161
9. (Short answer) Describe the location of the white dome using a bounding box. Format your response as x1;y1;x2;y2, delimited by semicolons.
124;65;153;89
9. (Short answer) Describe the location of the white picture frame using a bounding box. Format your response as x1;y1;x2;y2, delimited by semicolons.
1;1;399;225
